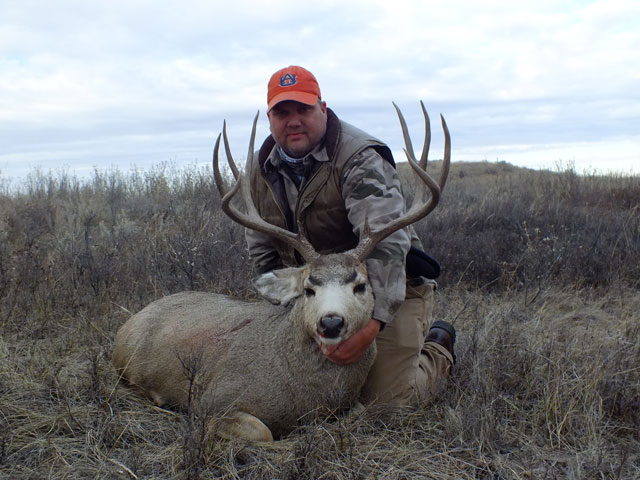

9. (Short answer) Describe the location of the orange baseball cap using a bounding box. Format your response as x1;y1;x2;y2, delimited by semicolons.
267;65;321;111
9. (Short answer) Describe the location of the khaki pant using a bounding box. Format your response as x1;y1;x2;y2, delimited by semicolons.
360;279;454;406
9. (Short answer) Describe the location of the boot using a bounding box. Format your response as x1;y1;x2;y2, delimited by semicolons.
425;320;456;364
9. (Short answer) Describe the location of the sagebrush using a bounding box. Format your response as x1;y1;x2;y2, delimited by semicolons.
1;161;638;479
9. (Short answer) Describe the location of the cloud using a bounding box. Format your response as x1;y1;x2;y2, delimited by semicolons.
0;0;638;181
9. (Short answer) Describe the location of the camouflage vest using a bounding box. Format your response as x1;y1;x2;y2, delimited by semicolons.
248;109;395;266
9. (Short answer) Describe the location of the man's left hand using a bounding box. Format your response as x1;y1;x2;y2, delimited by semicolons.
320;318;382;365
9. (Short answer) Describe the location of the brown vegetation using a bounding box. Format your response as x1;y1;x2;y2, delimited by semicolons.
1;161;638;479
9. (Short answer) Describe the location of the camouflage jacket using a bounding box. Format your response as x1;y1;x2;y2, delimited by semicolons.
245;109;412;324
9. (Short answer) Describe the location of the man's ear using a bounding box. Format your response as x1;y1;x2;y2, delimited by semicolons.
253;267;305;305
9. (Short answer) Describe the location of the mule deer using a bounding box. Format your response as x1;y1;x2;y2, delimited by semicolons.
112;102;451;442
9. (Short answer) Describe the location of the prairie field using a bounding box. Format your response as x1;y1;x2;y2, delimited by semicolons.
0;161;638;479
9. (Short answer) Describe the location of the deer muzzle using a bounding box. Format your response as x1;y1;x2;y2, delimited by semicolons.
319;314;345;339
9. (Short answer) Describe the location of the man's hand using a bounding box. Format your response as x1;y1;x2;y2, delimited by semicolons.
320;318;382;365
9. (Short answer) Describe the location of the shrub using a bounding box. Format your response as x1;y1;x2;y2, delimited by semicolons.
0;161;638;479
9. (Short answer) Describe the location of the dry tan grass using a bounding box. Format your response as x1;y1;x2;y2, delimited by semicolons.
1;162;639;478
1;286;637;479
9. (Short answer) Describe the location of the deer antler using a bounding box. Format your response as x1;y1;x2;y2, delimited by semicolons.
214;102;450;266
212;112;320;263
351;101;451;261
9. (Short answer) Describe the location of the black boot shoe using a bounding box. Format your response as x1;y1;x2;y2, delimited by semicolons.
425;320;456;364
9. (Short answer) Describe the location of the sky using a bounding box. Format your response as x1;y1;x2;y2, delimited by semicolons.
1;0;638;187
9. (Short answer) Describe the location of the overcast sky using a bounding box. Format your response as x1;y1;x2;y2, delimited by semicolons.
1;0;638;185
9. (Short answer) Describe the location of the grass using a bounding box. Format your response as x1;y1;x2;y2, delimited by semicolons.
0;161;638;479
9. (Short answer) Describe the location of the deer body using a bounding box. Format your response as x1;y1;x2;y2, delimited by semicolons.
112;102;450;442
113;256;377;440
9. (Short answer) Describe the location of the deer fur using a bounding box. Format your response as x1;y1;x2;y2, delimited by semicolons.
112;254;376;442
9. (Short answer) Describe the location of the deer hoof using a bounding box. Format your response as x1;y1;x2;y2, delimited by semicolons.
210;411;274;443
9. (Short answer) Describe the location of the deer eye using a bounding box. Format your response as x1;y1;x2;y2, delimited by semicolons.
304;288;316;297
353;284;366;295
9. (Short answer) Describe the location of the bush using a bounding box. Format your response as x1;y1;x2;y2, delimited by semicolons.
1;161;638;479
405;161;640;291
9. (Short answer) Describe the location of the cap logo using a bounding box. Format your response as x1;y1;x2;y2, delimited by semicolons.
279;73;297;87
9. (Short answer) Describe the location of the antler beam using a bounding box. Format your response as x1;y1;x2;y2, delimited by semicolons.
212;112;319;263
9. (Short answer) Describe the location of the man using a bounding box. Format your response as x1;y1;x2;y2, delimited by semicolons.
246;65;455;405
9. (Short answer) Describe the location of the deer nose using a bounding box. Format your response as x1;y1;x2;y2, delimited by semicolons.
319;315;345;339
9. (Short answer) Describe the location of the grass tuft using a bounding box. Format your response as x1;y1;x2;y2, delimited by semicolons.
1;162;638;478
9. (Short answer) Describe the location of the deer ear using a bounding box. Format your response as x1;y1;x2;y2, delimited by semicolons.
253;267;305;306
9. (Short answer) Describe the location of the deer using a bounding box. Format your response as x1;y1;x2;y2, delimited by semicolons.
111;101;451;442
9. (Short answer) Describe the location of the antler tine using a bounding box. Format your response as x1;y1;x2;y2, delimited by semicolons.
419;100;431;169
222;120;241;180
392;102;417;165
212;113;319;264
212;133;230;197
439;113;451;190
351;102;451;261
233;112;261;219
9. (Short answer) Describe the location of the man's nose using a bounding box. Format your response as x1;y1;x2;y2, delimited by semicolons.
286;112;303;127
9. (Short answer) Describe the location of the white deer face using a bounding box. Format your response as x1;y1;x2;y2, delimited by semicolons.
253;253;374;346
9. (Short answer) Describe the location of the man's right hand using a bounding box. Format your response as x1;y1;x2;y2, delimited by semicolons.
320;318;381;365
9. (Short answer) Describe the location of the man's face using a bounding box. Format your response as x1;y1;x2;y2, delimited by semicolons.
267;100;328;158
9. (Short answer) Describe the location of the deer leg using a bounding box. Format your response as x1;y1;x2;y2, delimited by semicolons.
209;411;274;443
